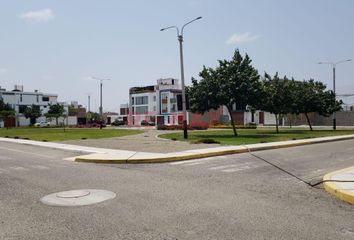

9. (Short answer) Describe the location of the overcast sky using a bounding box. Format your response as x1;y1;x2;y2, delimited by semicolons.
0;0;353;112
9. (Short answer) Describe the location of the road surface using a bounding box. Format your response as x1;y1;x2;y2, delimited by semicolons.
0;140;354;239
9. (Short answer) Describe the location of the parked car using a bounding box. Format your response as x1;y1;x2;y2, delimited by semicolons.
111;119;125;126
88;122;106;128
141;120;155;126
34;121;51;127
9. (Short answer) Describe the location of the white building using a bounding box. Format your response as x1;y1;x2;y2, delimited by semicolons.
129;78;184;126
0;85;71;126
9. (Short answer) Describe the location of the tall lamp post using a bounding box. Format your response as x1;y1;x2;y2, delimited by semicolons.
92;77;110;128
160;16;202;139
318;59;351;130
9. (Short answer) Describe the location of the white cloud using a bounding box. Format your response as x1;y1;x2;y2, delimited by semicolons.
0;68;8;74
19;9;54;23
226;32;261;45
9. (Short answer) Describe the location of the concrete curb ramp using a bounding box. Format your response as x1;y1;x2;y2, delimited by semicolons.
323;166;354;205
74;134;354;164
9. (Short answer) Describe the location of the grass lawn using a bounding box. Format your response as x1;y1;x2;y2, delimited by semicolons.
159;128;354;145
0;127;143;142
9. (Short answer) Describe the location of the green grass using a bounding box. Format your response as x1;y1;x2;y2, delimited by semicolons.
159;129;354;145
0;127;143;141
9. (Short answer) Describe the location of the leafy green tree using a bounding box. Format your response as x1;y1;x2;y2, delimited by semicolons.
68;104;79;116
45;103;65;126
258;73;295;133
188;49;261;136
292;80;342;130
0;99;15;120
24;105;42;125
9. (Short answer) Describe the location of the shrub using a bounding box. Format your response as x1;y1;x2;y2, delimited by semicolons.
192;138;220;144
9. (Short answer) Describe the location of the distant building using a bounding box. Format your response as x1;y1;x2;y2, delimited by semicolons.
118;103;129;124
0;85;71;126
0;85;58;114
129;78;184;126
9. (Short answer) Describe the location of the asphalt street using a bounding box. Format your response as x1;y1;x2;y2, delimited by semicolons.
0;140;354;240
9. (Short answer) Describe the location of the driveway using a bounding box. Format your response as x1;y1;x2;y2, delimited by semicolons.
60;129;220;153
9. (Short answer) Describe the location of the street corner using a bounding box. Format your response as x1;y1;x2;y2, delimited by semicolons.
74;152;130;164
323;166;354;205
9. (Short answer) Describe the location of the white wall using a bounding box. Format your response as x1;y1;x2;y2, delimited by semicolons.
17;116;77;126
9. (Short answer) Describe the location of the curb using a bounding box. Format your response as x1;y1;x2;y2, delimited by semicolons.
74;148;247;164
74;134;354;164
323;166;354;205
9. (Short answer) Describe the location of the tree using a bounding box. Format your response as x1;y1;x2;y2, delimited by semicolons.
68;104;79;116
188;49;261;136
0;99;15;120
45;103;65;126
292;80;342;131
24;105;42;125
258;73;295;133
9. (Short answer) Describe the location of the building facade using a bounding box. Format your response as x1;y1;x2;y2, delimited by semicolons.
128;78;184;126
0;85;69;126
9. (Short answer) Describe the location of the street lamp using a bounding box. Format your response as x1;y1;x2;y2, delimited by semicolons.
92;77;110;128
86;92;93;113
318;59;352;130
160;16;202;139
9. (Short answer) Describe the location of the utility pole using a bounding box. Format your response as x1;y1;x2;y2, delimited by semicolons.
319;59;351;130
160;16;202;139
92;77;110;129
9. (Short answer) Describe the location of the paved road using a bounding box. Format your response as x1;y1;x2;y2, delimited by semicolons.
0;140;354;240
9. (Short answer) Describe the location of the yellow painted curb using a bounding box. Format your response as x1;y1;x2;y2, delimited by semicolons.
75;149;248;164
323;166;354;205
74;135;354;164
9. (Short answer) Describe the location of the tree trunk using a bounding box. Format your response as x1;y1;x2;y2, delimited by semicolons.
275;114;279;133
304;113;313;131
227;106;238;137
56;117;59;126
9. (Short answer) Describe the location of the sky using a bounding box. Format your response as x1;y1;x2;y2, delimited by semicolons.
0;0;353;112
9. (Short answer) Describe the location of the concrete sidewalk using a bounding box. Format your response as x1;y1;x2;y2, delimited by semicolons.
323;166;354;205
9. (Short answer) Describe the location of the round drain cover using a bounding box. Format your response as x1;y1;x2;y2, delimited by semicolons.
40;189;116;207
56;190;90;198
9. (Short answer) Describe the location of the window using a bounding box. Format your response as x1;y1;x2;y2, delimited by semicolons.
153;106;156;112
171;104;176;112
132;97;134;105
153;96;156;102
42;96;49;102
135;106;148;114
36;95;39;102
19;105;27;113
20;94;23;102
135;96;148;105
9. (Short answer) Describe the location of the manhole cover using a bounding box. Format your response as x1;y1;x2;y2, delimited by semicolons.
40;189;116;207
56;190;90;198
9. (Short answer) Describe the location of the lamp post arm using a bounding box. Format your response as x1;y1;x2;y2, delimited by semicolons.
160;26;179;37
334;59;352;67
181;16;202;36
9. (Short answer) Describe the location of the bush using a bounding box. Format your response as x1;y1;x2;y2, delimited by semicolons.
210;124;257;129
192;138;220;144
157;123;208;131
